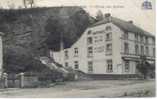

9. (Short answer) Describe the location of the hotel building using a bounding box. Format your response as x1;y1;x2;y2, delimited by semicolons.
53;14;155;75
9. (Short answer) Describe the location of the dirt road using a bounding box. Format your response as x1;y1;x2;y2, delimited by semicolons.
0;80;155;98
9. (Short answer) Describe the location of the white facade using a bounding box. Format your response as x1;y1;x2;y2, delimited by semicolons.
53;15;155;75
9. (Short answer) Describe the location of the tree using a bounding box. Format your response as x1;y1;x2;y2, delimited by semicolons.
23;0;34;8
95;10;104;21
136;56;151;79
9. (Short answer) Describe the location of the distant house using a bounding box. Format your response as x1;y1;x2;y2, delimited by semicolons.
53;13;155;75
0;32;4;77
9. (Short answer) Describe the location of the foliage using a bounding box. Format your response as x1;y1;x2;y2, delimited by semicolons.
3;44;50;73
0;7;95;73
136;56;153;79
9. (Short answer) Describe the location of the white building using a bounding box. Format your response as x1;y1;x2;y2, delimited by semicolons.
53;14;155;75
0;32;4;77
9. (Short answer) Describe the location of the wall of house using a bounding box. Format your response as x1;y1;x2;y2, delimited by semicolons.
111;23;124;74
120;30;155;74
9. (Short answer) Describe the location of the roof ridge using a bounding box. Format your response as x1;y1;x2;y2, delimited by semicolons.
90;16;154;37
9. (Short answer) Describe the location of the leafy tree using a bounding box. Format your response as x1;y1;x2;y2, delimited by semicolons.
136;56;152;79
3;45;50;73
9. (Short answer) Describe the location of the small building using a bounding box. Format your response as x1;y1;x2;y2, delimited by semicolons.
53;14;155;75
0;32;4;77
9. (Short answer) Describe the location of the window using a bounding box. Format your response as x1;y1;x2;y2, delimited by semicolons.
88;30;92;34
106;43;112;55
106;43;112;51
74;61;79;69
74;48;78;56
87;47;93;57
87;37;93;44
88;61;93;72
64;50;68;59
153;48;155;57
106;26;112;31
94;36;103;43
145;37;148;44
106;32;112;41
140;35;144;43
135;45;139;55
65;62;68;67
145;46;149;56
125;61;130;72
124;32;128;39
107;60;113;72
124;43;129;54
135;34;138;41
141;46;144;55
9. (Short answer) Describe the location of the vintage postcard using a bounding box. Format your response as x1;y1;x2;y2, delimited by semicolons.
0;0;155;98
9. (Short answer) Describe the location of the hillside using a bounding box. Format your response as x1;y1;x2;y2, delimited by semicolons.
0;7;96;73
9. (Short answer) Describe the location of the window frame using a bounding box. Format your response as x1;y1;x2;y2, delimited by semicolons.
64;50;69;59
74;61;79;69
141;45;144;55
145;46;149;56
124;42;129;54
87;46;93;57
135;33;138;42
125;61;130;72
106;60;113;72
106;32;112;41
87;37;93;44
124;32;129;39
87;30;92;35
74;47;79;57
135;44;139;55
88;61;93;73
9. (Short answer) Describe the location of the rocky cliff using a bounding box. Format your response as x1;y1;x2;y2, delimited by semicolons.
0;7;96;73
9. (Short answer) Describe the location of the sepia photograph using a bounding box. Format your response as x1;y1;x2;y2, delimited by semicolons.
0;0;155;98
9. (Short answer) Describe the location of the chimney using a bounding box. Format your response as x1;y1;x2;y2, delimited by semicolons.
128;20;133;24
104;13;111;22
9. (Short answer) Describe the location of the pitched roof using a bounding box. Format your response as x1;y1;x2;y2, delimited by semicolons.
90;16;154;37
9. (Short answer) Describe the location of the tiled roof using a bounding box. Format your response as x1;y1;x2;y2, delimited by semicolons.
90;16;154;37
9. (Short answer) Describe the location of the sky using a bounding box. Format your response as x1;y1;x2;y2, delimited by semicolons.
0;0;155;35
